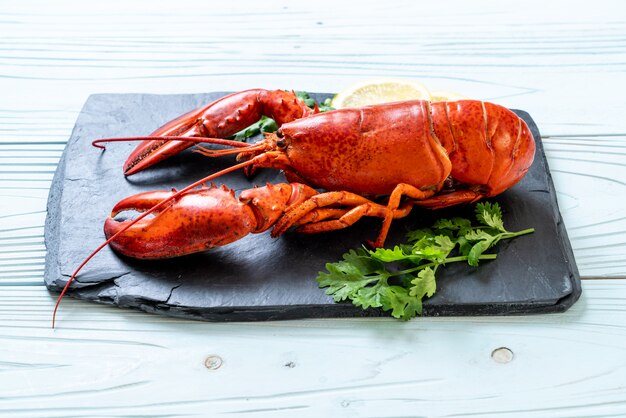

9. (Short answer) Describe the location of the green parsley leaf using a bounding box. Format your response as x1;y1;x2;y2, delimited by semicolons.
230;91;333;141
229;115;276;141
476;202;505;232
295;91;335;112
378;285;423;320
406;227;434;243
316;249;383;302
433;217;473;234
411;235;455;263
295;91;316;109
409;267;437;300
467;239;493;267
369;245;409;263
352;283;385;310
318;98;335;112
316;201;535;320
465;229;495;242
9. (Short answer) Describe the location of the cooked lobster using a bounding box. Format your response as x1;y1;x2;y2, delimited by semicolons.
52;89;535;326
93;89;535;252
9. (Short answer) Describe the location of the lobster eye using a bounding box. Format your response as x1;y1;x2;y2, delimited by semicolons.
276;138;286;148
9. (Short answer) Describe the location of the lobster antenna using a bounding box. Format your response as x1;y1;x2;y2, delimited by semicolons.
194;143;266;157
52;157;259;329
92;136;254;150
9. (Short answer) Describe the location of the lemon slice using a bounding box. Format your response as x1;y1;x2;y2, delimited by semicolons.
330;78;431;109
429;90;469;102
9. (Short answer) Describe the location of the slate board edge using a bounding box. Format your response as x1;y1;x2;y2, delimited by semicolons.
68;293;574;322
43;93;582;321
44;99;78;293
515;109;582;312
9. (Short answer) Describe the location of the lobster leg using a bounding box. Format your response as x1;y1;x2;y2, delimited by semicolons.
118;89;313;175
271;186;429;247
292;208;351;226
295;204;414;235
271;191;379;237
372;183;436;247
298;204;380;234
414;190;483;209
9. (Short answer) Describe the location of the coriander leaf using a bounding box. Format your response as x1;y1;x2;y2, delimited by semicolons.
317;200;534;320
433;217;473;234
434;235;456;255
231;91;332;141
343;248;386;274
259;117;278;133
317;263;376;302
317;250;423;319
457;236;473;257
295;91;316;108
464;228;497;267
465;229;494;242
317;249;384;302
476;202;505;232
409;267;437;299
406;227;433;243
369;245;408;263
432;218;455;230
467;240;493;267
352;283;384;310
295;91;334;112
319;98;334;112
379;285;423;320
411;235;455;263
230;115;277;141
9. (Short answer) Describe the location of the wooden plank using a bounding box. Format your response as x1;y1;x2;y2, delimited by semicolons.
1;0;626;136
0;281;624;417
543;135;626;277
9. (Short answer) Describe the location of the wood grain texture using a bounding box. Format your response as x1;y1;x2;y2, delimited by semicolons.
1;282;626;417
1;0;625;416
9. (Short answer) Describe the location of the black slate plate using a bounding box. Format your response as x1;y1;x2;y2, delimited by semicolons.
45;92;581;320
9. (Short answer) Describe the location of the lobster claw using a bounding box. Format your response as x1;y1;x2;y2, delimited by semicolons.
123;105;209;176
121;89;314;176
104;187;257;259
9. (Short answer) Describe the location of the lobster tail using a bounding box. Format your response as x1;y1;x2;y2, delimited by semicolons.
430;100;535;199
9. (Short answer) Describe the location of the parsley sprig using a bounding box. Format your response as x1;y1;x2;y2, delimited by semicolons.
230;91;333;141
317;202;534;320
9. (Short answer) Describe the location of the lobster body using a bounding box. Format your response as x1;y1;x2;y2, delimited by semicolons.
277;101;451;195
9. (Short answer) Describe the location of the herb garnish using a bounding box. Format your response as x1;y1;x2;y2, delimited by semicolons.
317;202;534;320
230;91;333;141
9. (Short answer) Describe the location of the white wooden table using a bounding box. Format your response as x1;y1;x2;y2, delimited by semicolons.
2;1;625;416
